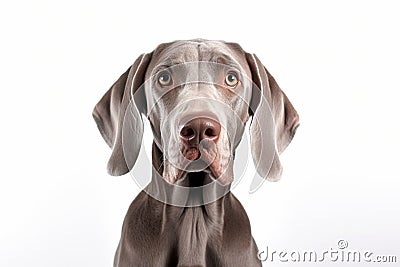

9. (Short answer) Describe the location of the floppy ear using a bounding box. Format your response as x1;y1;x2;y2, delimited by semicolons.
246;53;299;182
92;53;152;176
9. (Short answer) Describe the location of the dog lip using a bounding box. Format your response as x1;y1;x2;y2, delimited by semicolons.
182;147;200;160
186;168;211;174
177;168;211;181
202;168;211;173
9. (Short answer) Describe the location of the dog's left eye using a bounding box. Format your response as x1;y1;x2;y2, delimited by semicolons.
225;73;239;88
158;72;172;86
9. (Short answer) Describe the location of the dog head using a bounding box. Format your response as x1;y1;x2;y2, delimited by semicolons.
93;39;299;189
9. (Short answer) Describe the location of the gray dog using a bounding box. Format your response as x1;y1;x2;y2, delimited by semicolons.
93;39;299;266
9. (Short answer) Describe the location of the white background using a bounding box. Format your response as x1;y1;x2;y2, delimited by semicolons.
1;0;399;266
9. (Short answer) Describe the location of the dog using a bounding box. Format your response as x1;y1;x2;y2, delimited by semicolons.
93;39;299;266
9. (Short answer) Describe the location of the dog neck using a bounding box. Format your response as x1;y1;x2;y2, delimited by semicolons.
141;142;230;265
129;142;255;266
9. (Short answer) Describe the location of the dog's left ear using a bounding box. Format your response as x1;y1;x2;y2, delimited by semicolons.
92;53;152;176
246;53;299;182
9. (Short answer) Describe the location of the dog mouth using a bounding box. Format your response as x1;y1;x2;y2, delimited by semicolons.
178;169;213;187
166;143;220;186
162;125;234;186
164;148;233;186
187;171;208;187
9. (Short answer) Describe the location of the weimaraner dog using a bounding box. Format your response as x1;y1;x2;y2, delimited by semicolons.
93;39;299;267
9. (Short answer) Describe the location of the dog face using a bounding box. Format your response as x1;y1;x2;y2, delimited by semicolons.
144;40;253;185
93;39;299;191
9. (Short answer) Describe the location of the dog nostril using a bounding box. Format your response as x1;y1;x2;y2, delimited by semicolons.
204;128;217;138
180;127;195;140
202;119;221;141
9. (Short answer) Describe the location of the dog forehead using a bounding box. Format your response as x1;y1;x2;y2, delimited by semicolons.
147;40;249;74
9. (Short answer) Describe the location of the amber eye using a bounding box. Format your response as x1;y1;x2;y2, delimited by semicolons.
158;72;172;86
225;73;238;87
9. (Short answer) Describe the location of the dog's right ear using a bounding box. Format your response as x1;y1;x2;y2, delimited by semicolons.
92;53;152;176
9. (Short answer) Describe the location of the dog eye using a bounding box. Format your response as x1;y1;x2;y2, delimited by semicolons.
225;73;238;88
158;72;172;86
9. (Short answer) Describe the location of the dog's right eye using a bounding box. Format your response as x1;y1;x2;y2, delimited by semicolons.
158;72;172;86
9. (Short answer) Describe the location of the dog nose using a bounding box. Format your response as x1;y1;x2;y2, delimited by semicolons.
180;117;221;143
